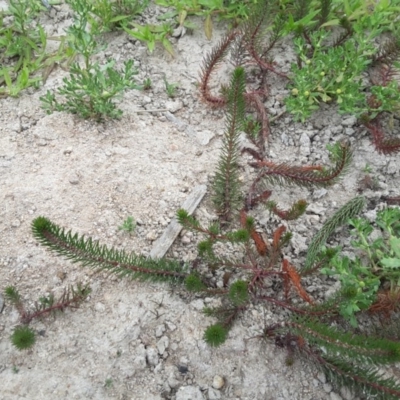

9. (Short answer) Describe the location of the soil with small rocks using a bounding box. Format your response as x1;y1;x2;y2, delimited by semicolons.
1;2;400;400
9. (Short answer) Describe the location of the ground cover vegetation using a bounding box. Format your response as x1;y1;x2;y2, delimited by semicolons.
3;0;400;398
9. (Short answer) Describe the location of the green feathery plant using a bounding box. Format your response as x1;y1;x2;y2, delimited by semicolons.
282;318;400;400
28;63;400;397
10;326;36;350
5;284;90;350
303;196;366;272
212;66;245;221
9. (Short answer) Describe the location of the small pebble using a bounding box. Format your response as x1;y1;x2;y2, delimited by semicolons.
212;375;225;390
11;219;21;228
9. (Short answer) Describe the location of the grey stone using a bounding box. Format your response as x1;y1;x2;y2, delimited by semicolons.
307;203;325;215
290;232;308;254
342;116;357;126
168;377;181;389
146;347;159;366
176;386;205;400
313;188;327;199
0;294;4;313
11;219;21;228
191;299;205;311
299;132;311;156
132;355;147;370
0;138;16;158
317;372;326;383
208;388;221;399
94;302;105;313
165;100;183;113
325;281;341;299
344;127;355;135
69;174;79;184
195;130;215;146
330;393;343;400
387;160;399;175
340;387;354;400
157;336;169;355
323;383;333;393
155;324;166;338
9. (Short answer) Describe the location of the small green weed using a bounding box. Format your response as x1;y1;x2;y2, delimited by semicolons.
104;378;113;388
118;216;136;234
164;77;178;98
363;164;373;174
142;77;152;90
123;22;174;56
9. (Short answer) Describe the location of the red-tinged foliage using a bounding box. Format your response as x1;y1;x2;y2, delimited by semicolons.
381;195;400;205
273;225;286;250
269;200;307;221
251;230;268;256
244;190;272;211
282;259;314;305
363;119;400;154
368;289;400;318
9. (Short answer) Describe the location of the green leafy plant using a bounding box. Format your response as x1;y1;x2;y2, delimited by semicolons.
87;0;149;33
155;0;258;39
4;284;90;350
123;22;174;56
40;2;140;120
0;0;66;97
118;216;136;233
320;206;400;325
41;59;139;120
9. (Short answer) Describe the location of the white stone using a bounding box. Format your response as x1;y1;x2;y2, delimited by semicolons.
212;375;225;389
